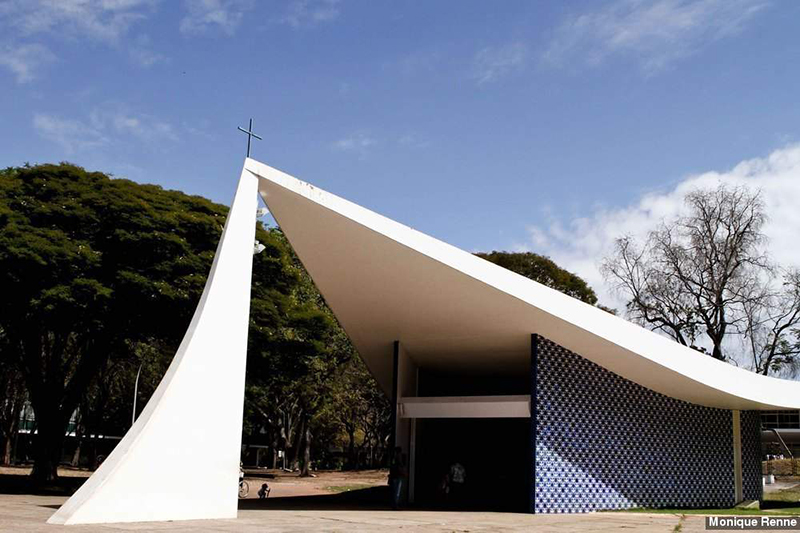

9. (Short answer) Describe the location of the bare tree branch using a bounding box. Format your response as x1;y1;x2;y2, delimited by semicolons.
602;184;800;376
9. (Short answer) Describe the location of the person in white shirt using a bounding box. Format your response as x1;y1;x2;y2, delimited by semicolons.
449;462;466;502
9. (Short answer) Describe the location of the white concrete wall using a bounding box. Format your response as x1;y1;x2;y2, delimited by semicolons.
48;164;259;525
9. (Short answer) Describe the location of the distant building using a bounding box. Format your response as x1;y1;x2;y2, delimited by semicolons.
761;410;800;430
761;410;800;457
12;402;121;467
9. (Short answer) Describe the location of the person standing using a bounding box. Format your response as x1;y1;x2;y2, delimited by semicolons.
449;461;466;503
389;447;408;510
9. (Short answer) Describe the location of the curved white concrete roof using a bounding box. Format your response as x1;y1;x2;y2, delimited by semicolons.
248;158;800;411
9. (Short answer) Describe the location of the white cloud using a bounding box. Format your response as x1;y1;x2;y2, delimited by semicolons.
2;0;157;43
180;0;253;36
34;107;177;152
544;0;768;74
398;134;430;149
33;113;107;152
472;42;527;84
332;133;376;157
128;34;167;67
280;0;340;29
89;106;178;143
522;144;800;309
0;43;55;83
0;1;162;79
394;49;444;77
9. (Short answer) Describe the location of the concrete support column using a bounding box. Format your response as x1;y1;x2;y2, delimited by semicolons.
390;341;399;452
733;410;743;503
391;341;418;504
409;414;417;503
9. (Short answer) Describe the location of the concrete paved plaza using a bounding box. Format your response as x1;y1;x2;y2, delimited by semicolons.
0;492;719;532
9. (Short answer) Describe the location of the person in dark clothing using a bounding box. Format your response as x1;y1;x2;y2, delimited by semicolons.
389;446;408;510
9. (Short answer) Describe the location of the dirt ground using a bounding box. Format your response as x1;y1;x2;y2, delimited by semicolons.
0;465;389;498
0;465;93;478
239;468;389;499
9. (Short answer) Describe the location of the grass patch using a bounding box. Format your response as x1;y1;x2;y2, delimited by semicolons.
324;484;373;493
622;507;800;516
766;486;800;503
616;482;800;516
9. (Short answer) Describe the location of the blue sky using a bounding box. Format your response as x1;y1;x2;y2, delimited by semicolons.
3;0;800;303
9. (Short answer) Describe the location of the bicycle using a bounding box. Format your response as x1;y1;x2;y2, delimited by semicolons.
238;478;249;499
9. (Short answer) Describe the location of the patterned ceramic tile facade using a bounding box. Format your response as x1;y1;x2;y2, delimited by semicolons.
533;335;762;513
741;410;763;501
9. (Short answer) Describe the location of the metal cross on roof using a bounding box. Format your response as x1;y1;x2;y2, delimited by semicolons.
237;118;262;158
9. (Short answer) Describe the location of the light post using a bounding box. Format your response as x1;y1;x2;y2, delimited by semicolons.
132;363;143;427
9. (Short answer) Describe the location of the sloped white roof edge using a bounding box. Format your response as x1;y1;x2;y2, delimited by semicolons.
247;158;800;411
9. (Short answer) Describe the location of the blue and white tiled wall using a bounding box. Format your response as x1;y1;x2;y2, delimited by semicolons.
741;410;762;501
533;335;762;513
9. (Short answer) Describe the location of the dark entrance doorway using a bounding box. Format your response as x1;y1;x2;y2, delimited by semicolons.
414;417;530;512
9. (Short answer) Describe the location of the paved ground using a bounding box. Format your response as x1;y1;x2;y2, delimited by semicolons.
0;468;793;532
1;492;696;532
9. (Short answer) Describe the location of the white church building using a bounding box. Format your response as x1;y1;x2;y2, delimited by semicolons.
48;159;800;524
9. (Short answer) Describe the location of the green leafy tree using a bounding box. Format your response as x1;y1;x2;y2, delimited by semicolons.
0;163;245;482
476;251;599;305
244;229;354;475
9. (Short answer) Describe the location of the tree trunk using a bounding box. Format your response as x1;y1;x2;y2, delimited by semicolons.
710;333;725;361
300;420;312;477
70;408;83;468
287;415;303;471
30;403;68;484
10;425;20;465
0;413;17;466
87;439;97;471
0;369;24;467
1;436;12;466
346;428;355;470
31;429;64;483
71;437;82;468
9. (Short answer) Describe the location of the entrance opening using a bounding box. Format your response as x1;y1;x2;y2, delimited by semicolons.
414;417;530;512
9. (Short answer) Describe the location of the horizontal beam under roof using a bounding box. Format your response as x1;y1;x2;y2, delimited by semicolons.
400;395;530;419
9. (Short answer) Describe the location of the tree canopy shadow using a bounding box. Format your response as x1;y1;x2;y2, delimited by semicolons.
239;486;527;513
239;486;391;511
0;473;87;495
